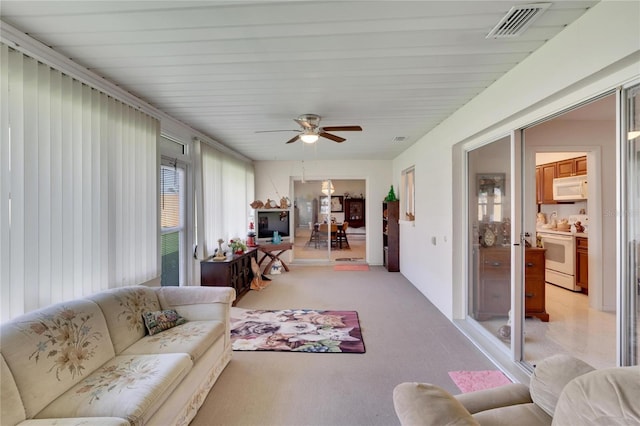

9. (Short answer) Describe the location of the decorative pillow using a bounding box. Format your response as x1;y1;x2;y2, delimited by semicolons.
142;309;186;336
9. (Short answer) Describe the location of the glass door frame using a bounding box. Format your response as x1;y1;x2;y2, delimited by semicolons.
511;130;526;365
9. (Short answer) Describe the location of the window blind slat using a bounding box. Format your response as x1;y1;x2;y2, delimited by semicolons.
38;61;52;307
1;44;12;320
23;55;39;313
50;69;63;303
8;50;26;319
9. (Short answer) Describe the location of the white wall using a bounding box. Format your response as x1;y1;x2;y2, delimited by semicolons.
392;1;640;319
254;160;392;264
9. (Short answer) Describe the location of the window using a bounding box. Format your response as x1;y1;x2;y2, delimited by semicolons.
200;142;255;257
0;44;159;319
401;166;415;221
161;159;186;286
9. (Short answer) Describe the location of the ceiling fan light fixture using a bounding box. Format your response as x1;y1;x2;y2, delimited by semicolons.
301;131;319;144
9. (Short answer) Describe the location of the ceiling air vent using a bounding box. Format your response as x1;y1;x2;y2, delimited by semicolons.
393;136;407;142
486;3;551;38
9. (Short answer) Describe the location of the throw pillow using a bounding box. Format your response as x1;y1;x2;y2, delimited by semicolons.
142;309;186;336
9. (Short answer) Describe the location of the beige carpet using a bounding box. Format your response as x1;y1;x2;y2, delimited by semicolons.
190;265;499;426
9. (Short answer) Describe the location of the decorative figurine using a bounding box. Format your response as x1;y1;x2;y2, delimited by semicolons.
213;238;226;261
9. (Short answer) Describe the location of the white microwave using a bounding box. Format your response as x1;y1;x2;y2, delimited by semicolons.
553;175;588;201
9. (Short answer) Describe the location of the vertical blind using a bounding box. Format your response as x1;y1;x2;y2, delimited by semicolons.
0;44;159;320
201;142;254;257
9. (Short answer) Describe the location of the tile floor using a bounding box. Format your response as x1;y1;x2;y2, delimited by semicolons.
481;283;617;369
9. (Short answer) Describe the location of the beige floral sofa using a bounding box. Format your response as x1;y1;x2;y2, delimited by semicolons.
1;285;235;426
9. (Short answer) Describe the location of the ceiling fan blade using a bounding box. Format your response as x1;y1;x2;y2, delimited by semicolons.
294;118;314;129
285;135;300;144
321;125;362;132
320;132;346;143
255;129;299;133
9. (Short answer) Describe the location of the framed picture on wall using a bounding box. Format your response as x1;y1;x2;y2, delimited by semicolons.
476;173;505;196
331;196;344;212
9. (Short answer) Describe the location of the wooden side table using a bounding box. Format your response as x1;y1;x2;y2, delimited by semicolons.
258;242;293;275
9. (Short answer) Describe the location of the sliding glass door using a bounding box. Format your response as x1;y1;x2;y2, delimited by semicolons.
467;137;516;347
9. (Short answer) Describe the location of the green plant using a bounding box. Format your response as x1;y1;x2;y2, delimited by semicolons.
385;185;397;202
229;239;247;253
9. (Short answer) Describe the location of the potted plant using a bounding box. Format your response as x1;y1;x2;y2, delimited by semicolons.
229;238;247;255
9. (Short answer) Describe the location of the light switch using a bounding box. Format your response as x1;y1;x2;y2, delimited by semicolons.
431;236;437;245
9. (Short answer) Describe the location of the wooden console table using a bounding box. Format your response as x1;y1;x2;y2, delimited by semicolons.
258;242;293;275
200;248;257;304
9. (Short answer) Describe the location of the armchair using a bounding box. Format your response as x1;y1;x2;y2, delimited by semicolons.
393;354;640;426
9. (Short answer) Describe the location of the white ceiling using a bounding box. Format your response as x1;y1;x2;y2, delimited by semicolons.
0;1;599;161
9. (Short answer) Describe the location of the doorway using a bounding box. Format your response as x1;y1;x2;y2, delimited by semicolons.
521;94;617;369
291;179;366;263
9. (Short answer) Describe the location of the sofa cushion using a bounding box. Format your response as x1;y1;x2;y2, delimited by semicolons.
121;320;225;361
1;354;26;425
0;299;115;418
393;382;480;426
35;353;192;426
529;354;594;416
19;418;130;425
471;403;551;426
88;286;161;353
552;366;640;425
455;383;532;415
142;309;186;336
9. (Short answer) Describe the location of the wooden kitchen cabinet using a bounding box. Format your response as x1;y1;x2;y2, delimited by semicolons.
557;156;587;177
576;236;588;294
475;247;548;321
345;198;365;228
201;248;257;304
539;163;557;204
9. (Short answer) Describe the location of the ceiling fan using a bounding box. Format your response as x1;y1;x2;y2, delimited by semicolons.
256;114;362;144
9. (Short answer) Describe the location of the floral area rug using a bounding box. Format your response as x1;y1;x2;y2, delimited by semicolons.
448;370;512;393
230;308;365;353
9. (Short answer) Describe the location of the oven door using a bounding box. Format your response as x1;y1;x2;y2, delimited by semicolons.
539;233;574;275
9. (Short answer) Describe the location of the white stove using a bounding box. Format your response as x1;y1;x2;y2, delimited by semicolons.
538;214;588;291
